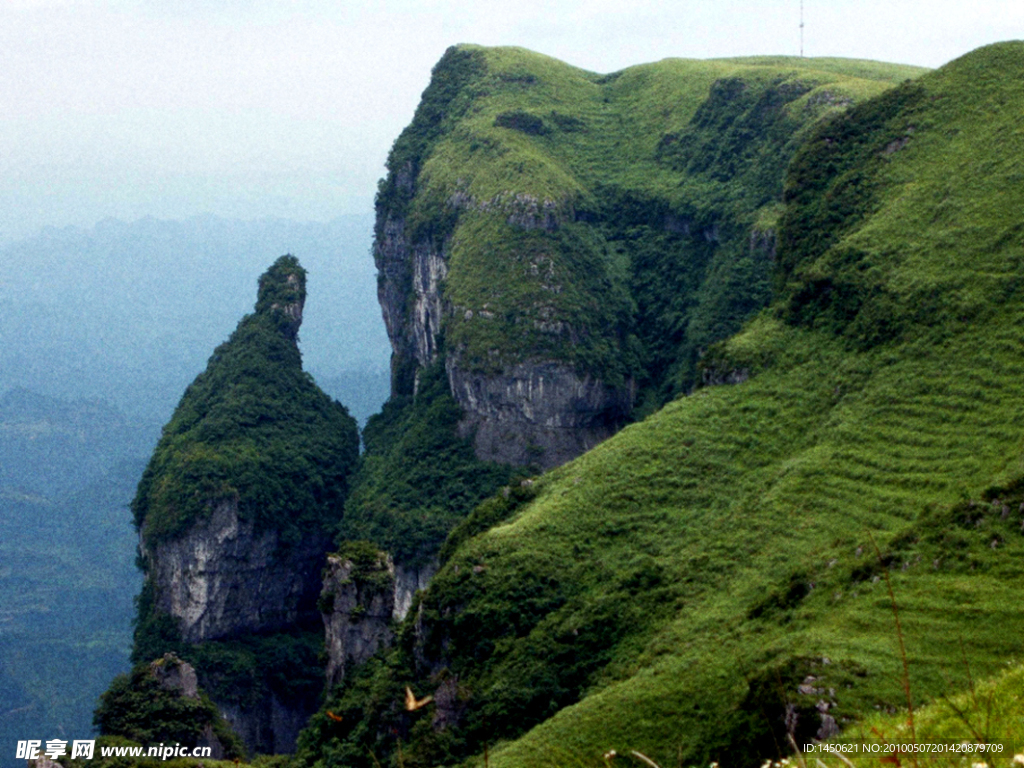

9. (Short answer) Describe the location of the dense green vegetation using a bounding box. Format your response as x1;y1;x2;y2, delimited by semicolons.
121;256;360;759
95;656;244;758
337;362;511;566
132;256;359;546
344;44;925;664
378;44;924;405
347;47;922;614
129;600;324;725
296;41;1024;768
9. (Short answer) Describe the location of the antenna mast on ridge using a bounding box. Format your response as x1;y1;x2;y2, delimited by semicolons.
800;0;805;57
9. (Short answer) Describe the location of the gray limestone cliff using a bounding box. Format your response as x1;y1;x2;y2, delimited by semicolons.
320;548;438;689
393;559;438;622
320;551;394;689
217;697;310;758
374;205;633;471
142;499;330;643
372;48;634;471
447;360;633;468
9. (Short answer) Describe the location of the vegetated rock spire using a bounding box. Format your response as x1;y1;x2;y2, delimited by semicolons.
127;254;359;755
255;253;306;340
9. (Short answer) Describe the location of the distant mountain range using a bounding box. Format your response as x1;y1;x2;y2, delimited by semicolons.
0;214;390;427
0;215;390;768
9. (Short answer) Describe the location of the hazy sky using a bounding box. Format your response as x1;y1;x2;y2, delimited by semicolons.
1;0;1021;241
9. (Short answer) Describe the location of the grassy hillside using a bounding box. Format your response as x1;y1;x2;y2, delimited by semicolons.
299;42;1024;768
817;661;1024;767
348;44;924;602
378;44;924;402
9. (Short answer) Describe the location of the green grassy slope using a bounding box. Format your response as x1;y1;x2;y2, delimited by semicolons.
379;44;925;402
301;42;1024;768
344;45;925;625
817;661;1024;767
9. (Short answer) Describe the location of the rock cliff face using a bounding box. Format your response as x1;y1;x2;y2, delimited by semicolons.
374;209;633;470
369;46;893;478
218;697;310;757
143;499;329;643
375;210;448;389
393;559;438;622
447;360;633;468
320;552;395;688
320;549;438;689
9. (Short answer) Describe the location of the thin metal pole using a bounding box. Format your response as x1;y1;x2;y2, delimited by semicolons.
800;0;805;57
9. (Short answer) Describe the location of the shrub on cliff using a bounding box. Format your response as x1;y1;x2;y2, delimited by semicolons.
95;655;244;758
337;362;511;565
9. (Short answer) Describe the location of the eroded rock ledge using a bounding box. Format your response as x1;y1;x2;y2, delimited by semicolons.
448;359;634;469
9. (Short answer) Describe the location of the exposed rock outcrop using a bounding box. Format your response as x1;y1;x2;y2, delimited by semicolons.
320;552;395;688
150;654;228;759
320;549;439;689
150;652;200;698
374;210;633;469
218;696;308;757
448;360;634;469
393;559;438;622
143;499;330;643
375;213;448;395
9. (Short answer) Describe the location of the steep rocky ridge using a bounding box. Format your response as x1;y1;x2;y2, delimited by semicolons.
297;43;1024;768
373;45;924;469
126;256;359;754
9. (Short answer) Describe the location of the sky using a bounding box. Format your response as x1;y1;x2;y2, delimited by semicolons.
1;0;1022;242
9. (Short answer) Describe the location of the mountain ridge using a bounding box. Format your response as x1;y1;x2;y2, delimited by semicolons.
85;40;1024;768
295;40;1024;768
372;44;926;472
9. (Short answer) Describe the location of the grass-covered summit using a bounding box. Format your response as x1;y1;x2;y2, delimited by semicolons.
346;44;925;576
132;255;359;546
377;44;925;407
297;42;1024;768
